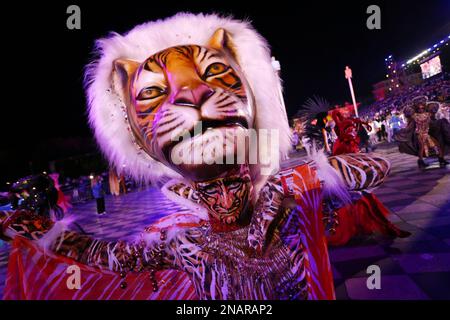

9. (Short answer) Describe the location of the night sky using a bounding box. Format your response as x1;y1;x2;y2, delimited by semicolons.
1;0;449;183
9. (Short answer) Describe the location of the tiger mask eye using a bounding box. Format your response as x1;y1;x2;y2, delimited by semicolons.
137;86;166;101
203;63;229;79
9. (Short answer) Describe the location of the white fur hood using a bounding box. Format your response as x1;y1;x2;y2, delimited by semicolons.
85;12;291;183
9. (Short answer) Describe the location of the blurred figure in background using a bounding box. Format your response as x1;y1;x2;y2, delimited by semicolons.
373;117;382;142
413;102;440;168
428;102;450;167
385;115;393;143
119;174;127;194
91;175;106;215
108;168;120;196
390;112;402;136
71;178;80;203
358;118;371;153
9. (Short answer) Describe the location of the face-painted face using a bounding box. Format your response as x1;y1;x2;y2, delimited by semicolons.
417;104;426;113
115;30;254;181
194;165;252;226
427;103;439;114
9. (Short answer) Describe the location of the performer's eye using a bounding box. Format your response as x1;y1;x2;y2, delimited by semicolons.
199;182;222;196
137;86;165;100
227;181;242;189
203;186;217;195
204;63;229;78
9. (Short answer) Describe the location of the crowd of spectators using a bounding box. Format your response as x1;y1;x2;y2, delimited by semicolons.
291;75;450;152
358;75;450;146
360;75;450;120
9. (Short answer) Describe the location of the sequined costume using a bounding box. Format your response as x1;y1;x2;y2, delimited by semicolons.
412;112;439;157
2;163;329;300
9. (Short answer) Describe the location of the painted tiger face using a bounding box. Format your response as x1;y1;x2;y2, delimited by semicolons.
194;165;252;228
114;29;254;181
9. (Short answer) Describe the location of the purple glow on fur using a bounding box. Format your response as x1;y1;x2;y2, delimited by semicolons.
84;13;291;192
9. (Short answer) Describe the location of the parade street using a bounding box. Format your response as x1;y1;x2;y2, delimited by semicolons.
1;143;449;300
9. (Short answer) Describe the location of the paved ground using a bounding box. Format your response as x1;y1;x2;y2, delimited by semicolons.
0;186;192;300
328;144;450;300
0;143;449;299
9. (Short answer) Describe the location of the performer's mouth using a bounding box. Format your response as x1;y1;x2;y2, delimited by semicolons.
162;117;249;163
198;116;248;134
213;205;240;215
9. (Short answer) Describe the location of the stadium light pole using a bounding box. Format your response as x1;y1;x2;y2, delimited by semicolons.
345;66;359;117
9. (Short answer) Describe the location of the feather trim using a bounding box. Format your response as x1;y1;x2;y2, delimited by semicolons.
307;147;352;205
36;216;75;253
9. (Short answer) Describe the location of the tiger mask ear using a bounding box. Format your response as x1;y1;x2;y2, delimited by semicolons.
112;58;150;155
207;28;239;61
113;59;140;103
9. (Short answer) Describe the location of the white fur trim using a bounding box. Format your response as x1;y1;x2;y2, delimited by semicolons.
36;216;75;253
85;13;291;184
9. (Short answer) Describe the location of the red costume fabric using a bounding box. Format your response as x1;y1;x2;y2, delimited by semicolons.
330;104;369;155
331;119;361;155
49;174;72;214
327;193;410;246
293;165;335;299
4;237;195;300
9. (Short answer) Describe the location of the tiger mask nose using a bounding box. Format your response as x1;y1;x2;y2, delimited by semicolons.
170;83;215;108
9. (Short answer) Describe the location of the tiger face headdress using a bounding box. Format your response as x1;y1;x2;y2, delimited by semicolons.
85;13;291;185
